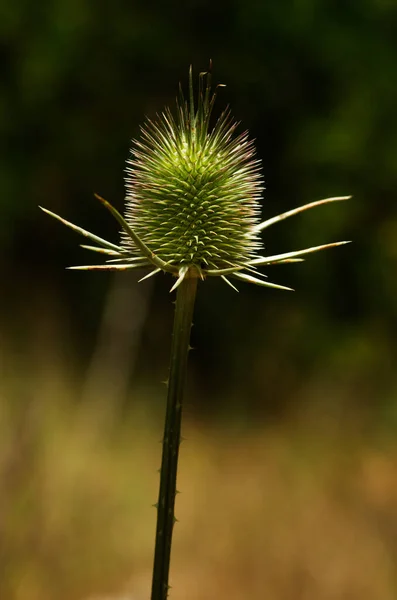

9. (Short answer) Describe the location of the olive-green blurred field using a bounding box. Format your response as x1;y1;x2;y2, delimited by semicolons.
1;0;397;598
2;362;397;600
2;315;397;600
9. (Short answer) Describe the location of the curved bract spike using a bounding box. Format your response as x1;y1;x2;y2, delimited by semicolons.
39;206;122;252
221;275;239;292
80;245;126;256
106;256;150;264
204;264;247;277
138;268;161;282
94;194;179;275
67;263;147;271
195;265;205;281
233;271;294;291
169;266;189;293
249;241;351;267
242;265;268;278
254;196;352;233
274;258;305;264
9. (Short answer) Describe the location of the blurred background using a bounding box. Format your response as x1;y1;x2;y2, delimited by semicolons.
1;0;397;598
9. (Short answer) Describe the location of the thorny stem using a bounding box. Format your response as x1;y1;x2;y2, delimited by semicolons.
151;273;198;600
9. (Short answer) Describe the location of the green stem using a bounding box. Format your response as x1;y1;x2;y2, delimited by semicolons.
151;274;198;600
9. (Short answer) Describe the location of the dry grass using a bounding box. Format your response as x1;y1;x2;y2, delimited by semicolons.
1;359;397;600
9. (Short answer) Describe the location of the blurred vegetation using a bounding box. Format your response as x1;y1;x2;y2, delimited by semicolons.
2;364;397;600
1;0;397;598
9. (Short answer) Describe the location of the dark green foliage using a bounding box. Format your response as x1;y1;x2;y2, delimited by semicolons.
2;0;397;415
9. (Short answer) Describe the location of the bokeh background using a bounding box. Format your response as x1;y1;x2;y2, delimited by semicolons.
1;1;397;599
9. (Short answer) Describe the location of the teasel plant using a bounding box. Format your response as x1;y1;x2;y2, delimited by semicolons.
40;65;350;600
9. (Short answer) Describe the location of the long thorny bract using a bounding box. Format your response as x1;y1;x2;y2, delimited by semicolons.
40;67;350;291
39;193;350;291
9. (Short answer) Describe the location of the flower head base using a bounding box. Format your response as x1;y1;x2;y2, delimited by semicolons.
40;66;350;292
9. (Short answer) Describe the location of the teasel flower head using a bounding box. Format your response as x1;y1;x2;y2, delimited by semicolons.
123;67;263;281
40;66;350;292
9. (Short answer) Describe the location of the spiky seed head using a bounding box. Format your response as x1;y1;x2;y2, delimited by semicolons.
40;65;350;290
123;67;264;273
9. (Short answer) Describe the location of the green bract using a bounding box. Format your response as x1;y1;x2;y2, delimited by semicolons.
40;67;350;293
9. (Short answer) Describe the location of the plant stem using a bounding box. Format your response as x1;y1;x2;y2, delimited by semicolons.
151;273;198;600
